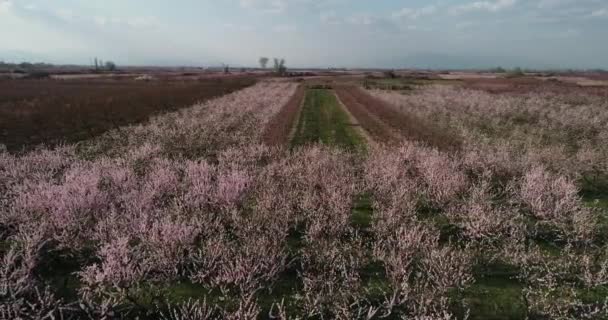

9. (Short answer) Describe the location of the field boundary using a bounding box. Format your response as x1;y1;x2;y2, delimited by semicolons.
335;86;401;146
337;85;462;151
333;90;376;147
262;84;306;146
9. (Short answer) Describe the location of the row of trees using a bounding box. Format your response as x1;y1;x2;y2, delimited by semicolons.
0;61;54;70
0;60;118;73
93;57;117;71
259;57;287;75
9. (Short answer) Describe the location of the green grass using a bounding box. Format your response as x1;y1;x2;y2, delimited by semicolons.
291;89;365;150
361;260;392;303
581;174;608;244
463;281;526;320
351;193;373;231
463;261;526;320
347;189;608;319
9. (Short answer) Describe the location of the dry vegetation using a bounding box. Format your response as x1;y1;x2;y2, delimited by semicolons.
1;74;607;319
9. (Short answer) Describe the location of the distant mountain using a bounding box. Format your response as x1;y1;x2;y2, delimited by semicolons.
0;49;221;68
1;49;580;70
379;52;556;70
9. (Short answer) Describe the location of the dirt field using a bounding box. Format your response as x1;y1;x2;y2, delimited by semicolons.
336;85;461;151
0;76;255;151
262;85;306;146
334;86;400;144
455;74;608;96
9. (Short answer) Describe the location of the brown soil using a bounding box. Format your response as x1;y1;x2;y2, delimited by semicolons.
262;84;306;146
462;77;608;97
334;87;400;145
0;77;255;152
335;86;462;151
333;91;378;147
462;77;546;94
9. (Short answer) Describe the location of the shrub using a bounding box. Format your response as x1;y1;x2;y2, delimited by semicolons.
25;71;51;79
506;67;525;78
383;70;397;79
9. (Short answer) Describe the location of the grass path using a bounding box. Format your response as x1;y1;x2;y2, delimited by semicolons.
290;88;366;150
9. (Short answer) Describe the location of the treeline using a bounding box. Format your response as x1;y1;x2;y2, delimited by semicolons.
0;59;118;73
0;61;56;72
486;66;607;74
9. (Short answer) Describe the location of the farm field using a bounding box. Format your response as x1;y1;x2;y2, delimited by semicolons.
0;76;255;152
291;88;365;150
1;73;608;319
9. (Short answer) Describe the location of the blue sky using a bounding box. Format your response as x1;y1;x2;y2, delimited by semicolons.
1;0;607;68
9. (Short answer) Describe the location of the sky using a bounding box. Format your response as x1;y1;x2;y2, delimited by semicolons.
1;0;607;69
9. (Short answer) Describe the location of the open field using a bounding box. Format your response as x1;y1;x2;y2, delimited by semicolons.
0;77;256;152
1;73;608;319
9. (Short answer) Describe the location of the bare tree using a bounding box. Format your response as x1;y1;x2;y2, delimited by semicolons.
259;57;269;69
273;58;287;76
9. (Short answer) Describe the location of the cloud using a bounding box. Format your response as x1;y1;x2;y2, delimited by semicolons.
455;21;479;29
0;2;191;65
344;13;401;36
537;0;568;9
537;0;581;9
2;0;607;69
347;14;375;26
452;0;517;14
238;0;349;15
9;2;161;30
93;16;107;26
393;5;437;19
239;0;287;13
273;24;296;32
55;8;76;21
320;10;341;24
126;16;160;28
556;28;580;38
0;0;12;14
591;8;608;17
223;23;254;32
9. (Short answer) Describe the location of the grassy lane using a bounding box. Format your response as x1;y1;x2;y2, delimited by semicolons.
289;88;385;315
291;88;365;150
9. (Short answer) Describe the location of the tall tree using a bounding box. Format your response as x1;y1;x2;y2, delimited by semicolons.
105;61;117;71
273;58;287;75
259;57;269;69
